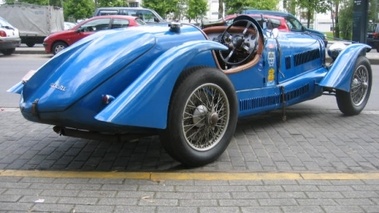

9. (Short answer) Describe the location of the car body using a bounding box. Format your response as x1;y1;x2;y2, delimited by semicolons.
0;16;21;55
94;7;165;24
9;16;372;167
367;22;379;52
241;10;328;46
43;15;145;55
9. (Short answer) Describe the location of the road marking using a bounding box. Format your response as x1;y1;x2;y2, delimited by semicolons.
1;170;379;181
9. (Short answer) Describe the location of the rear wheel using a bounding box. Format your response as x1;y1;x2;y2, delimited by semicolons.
52;41;68;55
26;42;35;47
1;48;15;55
336;56;371;115
160;67;238;167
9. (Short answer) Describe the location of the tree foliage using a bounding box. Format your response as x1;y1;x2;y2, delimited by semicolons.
224;0;278;15
142;0;179;19
63;0;94;21
290;0;331;28
186;0;207;22
96;0;127;7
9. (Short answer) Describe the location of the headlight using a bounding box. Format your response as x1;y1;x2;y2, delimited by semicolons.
327;42;346;61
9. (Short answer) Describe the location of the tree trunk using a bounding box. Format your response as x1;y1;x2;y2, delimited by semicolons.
335;1;340;39
218;0;224;19
307;10;311;28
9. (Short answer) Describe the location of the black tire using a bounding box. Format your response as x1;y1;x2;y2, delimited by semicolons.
26;42;35;47
1;48;15;55
336;56;372;115
52;41;68;55
160;67;238;167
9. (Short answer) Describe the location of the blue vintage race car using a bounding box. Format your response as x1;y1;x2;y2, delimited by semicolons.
8;15;372;167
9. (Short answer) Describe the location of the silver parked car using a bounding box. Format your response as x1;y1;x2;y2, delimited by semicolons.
0;16;21;55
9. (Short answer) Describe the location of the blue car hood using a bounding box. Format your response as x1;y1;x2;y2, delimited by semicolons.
22;28;156;112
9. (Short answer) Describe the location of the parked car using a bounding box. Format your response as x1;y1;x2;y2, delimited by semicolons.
241;10;328;46
0;16;21;55
43;15;145;55
94;7;165;24
9;15;371;167
367;22;379;52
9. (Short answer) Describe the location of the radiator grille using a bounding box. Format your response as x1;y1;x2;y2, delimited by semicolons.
293;49;320;66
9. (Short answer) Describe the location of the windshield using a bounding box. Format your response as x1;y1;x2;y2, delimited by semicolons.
0;17;14;28
285;16;303;31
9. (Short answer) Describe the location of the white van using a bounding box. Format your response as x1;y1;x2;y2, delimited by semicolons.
94;7;165;24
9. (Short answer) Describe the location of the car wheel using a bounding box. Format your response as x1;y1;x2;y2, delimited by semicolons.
52;42;68;55
336;56;371;115
160;67;238;167
1;48;15;55
26;42;35;47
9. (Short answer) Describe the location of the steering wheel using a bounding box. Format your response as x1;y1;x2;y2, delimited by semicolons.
219;19;260;66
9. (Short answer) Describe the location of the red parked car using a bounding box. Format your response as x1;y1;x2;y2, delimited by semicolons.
43;15;145;55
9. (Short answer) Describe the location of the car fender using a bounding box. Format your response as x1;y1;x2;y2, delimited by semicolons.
95;40;228;129
319;43;370;92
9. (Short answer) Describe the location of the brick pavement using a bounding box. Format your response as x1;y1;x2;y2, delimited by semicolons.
0;108;379;212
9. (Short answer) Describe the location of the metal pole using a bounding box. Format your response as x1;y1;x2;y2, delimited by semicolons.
352;0;369;43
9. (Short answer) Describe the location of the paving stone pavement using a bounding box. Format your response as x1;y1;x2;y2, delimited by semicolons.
0;108;379;212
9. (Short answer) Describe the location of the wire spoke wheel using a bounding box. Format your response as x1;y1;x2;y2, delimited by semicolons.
161;67;238;167
350;64;369;106
336;56;372;115
183;83;230;151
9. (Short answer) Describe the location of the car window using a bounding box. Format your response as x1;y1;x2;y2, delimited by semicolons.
0;17;14;29
285;16;303;31
81;18;111;32
137;11;157;23
117;9;158;23
267;18;281;29
99;10;118;16
368;23;376;32
375;24;379;33
111;19;130;29
135;18;146;25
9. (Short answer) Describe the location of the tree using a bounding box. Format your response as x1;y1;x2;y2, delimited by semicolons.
63;0;94;21
186;0;207;23
294;0;331;28
218;0;223;19
5;0;48;4
337;0;353;40
224;0;278;15
142;0;179;20
96;0;127;7
331;0;340;39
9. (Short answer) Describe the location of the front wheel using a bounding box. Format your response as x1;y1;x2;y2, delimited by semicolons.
1;48;15;55
336;56;372;115
52;41;68;55
160;67;238;167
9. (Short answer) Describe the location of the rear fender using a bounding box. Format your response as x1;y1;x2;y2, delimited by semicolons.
95;40;228;129
319;44;370;92
7;81;23;94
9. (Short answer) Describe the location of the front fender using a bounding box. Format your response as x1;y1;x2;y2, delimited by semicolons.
319;44;370;92
95;40;228;129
